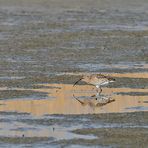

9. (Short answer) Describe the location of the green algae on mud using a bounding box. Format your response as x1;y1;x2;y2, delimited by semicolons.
0;3;148;78
18;111;148;126
0;0;148;147
0;74;147;90
55;128;148;147
50;112;148;147
0;137;53;144
0;89;48;100
0;110;148;147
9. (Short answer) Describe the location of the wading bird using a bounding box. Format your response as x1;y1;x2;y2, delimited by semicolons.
73;74;115;95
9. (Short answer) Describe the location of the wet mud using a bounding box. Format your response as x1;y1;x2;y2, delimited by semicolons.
0;0;148;147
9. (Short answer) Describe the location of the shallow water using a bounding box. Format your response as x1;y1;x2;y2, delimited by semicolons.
0;0;148;147
0;79;148;115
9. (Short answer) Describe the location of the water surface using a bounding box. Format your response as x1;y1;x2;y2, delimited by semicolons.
0;0;148;147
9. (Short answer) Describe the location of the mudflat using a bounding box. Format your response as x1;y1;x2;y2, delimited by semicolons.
0;0;148;147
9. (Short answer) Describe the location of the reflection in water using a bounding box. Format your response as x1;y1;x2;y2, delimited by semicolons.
0;83;148;116
73;94;115;108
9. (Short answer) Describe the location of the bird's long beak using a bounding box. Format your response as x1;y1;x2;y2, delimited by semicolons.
73;78;83;87
109;78;116;83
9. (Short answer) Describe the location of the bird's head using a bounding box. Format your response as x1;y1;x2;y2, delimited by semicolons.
108;77;116;83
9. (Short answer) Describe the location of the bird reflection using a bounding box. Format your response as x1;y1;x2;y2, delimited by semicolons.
73;94;115;108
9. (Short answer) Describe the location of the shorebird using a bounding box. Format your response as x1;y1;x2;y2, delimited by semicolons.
73;74;115;95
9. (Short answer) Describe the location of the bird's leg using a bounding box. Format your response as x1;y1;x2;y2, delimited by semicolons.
99;86;102;95
96;85;100;96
